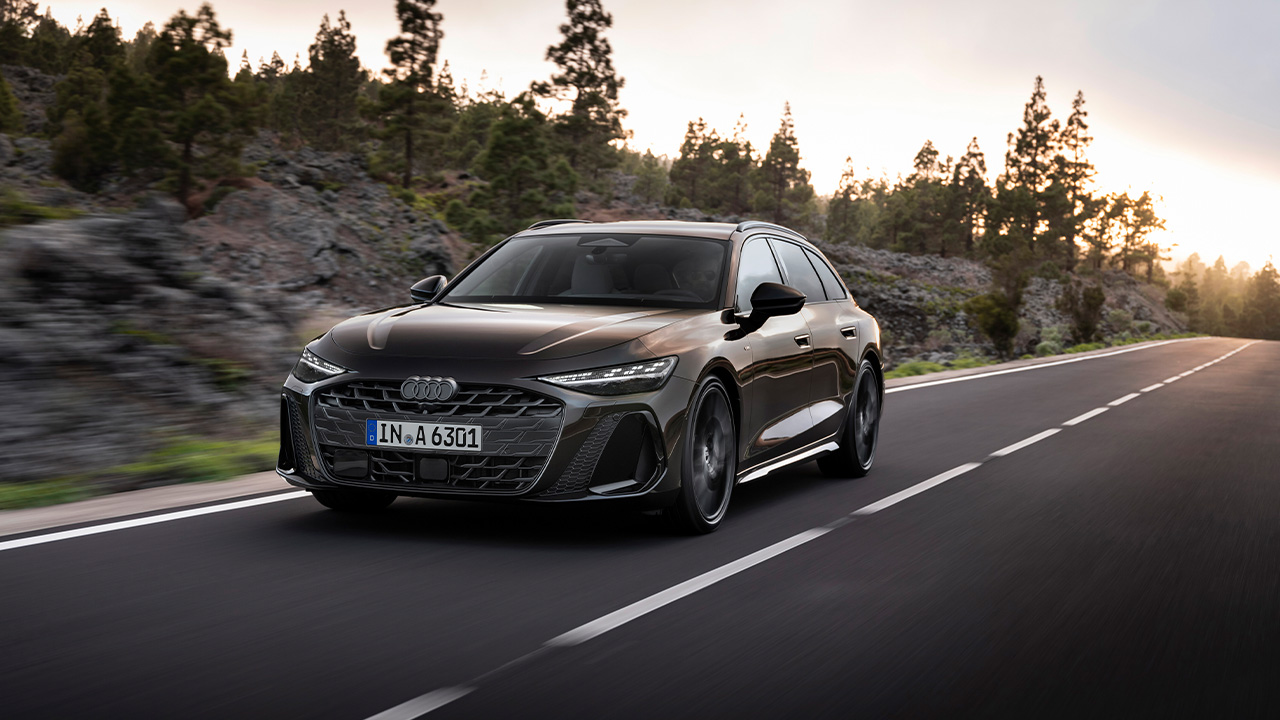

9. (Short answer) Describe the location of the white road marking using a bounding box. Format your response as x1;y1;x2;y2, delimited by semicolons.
850;463;984;515
0;492;308;553
990;429;1062;458
1108;393;1141;407
886;338;1203;394
545;527;834;647
365;688;474;720
1179;370;1196;377
1064;407;1109;426
1139;383;1164;393
1164;376;1181;383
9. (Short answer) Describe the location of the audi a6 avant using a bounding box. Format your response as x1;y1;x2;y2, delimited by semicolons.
278;220;884;533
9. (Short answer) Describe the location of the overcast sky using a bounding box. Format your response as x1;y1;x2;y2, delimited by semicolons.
47;0;1280;268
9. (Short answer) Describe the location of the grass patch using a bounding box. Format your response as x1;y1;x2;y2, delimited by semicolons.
885;361;947;379
0;188;82;228
947;355;994;370
1064;342;1107;354
112;435;277;485
0;478;93;510
0;434;278;511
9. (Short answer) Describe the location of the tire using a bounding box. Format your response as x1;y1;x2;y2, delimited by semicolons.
665;376;737;534
311;488;397;512
818;358;882;479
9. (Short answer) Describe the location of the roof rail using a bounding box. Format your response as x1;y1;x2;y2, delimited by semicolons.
527;219;593;230
733;220;808;241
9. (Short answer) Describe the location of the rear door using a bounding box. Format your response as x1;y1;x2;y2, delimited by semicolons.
769;239;857;441
734;237;816;468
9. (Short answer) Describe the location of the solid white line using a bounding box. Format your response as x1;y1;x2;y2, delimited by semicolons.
545;527;834;647
364;688;474;720
0;492;309;553
851;462;984;515
990;429;1061;458
1108;393;1141;407
885;338;1203;394
1063;407;1109;426
1139;383;1164;393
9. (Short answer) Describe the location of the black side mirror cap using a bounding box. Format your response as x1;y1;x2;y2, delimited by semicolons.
749;282;806;319
725;282;806;340
410;275;448;303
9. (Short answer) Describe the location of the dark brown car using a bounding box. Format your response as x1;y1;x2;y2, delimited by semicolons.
278;220;884;533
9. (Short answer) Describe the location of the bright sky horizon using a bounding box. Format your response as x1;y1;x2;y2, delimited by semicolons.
43;0;1280;271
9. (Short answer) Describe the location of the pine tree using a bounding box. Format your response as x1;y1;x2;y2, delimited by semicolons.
0;72;21;133
537;0;627;177
147;3;246;210
381;0;444;187
304;11;367;150
1051;90;1096;270
753;103;815;227
1245;261;1280;339
0;0;39;65
667;118;718;208
951;138;989;257
706;115;755;215
995;76;1061;256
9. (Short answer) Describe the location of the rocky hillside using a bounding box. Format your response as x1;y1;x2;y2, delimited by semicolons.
820;243;1187;364
0;135;456;489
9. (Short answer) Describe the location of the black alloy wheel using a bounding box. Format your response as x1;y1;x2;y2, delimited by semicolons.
818;358;882;478
667;377;737;534
311;488;397;512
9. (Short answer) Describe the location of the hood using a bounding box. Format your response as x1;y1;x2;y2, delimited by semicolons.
329;302;696;359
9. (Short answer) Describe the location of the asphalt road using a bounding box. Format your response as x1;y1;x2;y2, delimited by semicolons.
2;337;1277;719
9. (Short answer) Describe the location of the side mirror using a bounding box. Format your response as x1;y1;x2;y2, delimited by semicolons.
748;282;806;320
410;275;447;303
726;282;806;340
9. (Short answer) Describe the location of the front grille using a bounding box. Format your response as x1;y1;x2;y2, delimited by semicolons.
319;446;543;492
311;380;564;494
317;381;562;419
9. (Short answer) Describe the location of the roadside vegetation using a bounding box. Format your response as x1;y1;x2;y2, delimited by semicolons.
0;435;276;510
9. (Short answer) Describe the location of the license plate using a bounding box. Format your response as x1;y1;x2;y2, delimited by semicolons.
365;420;482;452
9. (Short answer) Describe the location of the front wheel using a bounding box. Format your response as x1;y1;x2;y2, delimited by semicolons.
818;358;882;479
665;377;737;534
311;488;397;512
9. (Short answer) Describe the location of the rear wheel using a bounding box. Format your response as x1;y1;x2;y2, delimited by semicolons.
311;488;396;512
818;359;882;478
665;377;737;534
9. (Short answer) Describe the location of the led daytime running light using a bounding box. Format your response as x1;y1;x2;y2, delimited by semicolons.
538;357;676;396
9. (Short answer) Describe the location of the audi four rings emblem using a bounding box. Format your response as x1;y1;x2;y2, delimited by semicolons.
400;376;459;401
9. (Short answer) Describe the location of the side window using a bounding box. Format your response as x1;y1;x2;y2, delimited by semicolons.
771;240;826;302
804;248;847;300
735;238;783;313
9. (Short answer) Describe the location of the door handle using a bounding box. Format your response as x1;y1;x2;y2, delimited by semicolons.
840;326;858;340
794;334;811;348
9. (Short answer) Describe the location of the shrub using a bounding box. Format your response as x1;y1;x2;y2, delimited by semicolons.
963;293;1020;359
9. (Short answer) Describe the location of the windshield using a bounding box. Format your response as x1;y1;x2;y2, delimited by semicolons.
442;233;728;309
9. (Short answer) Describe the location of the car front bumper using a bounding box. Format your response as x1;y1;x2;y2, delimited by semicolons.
277;373;693;507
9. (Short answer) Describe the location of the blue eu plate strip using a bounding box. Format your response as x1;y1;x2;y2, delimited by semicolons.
366;419;378;446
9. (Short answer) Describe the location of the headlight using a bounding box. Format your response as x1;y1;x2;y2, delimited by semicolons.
291;348;350;383
538;357;677;396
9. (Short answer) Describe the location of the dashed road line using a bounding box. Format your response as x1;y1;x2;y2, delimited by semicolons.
1140;383;1164;393
1109;392;1141;407
1064;407;1109;426
990;429;1062;457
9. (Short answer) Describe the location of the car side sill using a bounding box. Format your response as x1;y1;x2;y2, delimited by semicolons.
738;441;840;484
